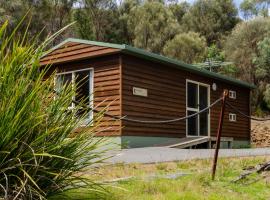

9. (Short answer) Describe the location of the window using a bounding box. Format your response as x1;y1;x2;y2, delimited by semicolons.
187;82;198;108
55;69;93;125
229;113;236;122
229;90;236;99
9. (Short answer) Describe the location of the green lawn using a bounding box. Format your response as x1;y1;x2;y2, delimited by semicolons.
51;156;270;200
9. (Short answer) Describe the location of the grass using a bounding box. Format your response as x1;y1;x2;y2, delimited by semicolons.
52;156;270;200
0;20;110;199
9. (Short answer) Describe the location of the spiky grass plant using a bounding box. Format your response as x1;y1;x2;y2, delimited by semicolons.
0;21;110;199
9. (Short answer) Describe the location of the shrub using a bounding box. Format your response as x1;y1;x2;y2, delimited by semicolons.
0;21;108;199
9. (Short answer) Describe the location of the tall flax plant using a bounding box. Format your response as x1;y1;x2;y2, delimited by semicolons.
0;21;109;199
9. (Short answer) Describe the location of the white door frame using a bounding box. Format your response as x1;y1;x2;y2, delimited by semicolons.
186;79;211;137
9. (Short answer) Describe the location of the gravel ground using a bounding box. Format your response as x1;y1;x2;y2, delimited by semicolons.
106;147;270;164
252;120;270;147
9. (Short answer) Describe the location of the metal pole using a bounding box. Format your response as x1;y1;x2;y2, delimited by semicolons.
212;89;228;180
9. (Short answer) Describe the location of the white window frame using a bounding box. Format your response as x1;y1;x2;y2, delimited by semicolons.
229;113;236;122
229;90;236;99
186;79;211;137
55;68;94;126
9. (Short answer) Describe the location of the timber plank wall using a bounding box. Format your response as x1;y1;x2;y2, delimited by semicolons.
53;56;121;136
41;42;250;140
121;54;250;140
41;42;122;136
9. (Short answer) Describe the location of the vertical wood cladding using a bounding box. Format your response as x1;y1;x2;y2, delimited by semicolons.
121;55;250;140
46;54;122;136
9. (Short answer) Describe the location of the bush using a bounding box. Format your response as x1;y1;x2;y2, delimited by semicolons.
0;21;108;199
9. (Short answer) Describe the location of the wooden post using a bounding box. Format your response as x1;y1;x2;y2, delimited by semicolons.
211;90;228;180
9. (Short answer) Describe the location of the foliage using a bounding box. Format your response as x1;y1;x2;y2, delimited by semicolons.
263;85;270;109
218;64;238;77
2;0;270;113
254;37;270;81
182;0;239;45
205;45;237;76
240;0;270;19
114;0;142;44
224;18;270;109
0;21;108;199
163;32;207;64
240;0;259;19
74;0;123;43
224;18;270;82
253;37;270;109
0;0;75;45
206;44;225;62
168;1;190;24
127;1;180;53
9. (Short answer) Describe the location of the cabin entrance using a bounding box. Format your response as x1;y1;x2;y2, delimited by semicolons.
186;80;210;137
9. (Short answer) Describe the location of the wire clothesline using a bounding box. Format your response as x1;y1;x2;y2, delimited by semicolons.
54;90;270;124
67;94;223;124
226;101;270;121
95;97;222;124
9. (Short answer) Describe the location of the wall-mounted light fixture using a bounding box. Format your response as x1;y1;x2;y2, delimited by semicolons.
212;83;217;91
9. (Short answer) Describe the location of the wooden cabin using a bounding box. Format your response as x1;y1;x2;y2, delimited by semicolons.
40;38;255;148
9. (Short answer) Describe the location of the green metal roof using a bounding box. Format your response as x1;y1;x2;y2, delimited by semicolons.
49;38;255;89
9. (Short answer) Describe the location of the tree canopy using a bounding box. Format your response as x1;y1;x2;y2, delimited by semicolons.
1;0;270;112
163;32;207;63
127;1;180;53
182;0;239;45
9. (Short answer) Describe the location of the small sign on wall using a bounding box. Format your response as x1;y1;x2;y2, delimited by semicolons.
133;87;148;97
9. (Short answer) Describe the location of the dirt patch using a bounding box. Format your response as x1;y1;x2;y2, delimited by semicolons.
251;120;270;147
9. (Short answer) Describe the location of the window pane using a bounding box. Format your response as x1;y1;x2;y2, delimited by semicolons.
75;70;91;120
56;73;72;107
199;86;208;110
188;82;198;108
199;112;208;136
75;70;90;104
187;111;198;136
56;73;72;91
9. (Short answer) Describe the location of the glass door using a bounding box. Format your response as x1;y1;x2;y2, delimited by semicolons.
187;82;199;136
187;81;209;136
199;85;209;136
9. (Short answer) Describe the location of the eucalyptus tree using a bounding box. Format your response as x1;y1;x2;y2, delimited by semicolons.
163;32;207;64
118;0;142;44
182;0;239;45
0;0;76;44
127;1;180;53
168;1;190;24
240;0;259;19
240;0;270;19
224;18;270;109
74;0;121;43
253;38;270;109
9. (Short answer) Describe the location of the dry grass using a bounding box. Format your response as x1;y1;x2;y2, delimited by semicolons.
90;156;270;181
52;156;270;200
